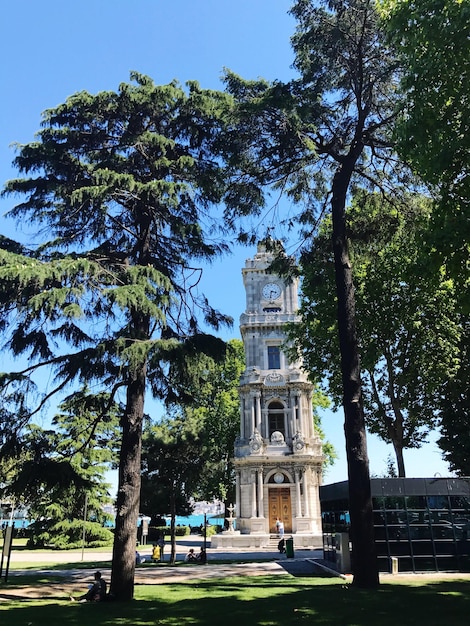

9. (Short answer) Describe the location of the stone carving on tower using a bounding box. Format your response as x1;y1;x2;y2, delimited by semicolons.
212;241;324;548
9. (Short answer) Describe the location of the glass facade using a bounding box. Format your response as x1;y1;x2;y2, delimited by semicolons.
320;478;470;573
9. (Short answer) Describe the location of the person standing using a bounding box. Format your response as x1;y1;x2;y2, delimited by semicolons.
152;543;160;561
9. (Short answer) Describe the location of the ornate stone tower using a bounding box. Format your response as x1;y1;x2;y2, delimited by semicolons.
232;242;323;546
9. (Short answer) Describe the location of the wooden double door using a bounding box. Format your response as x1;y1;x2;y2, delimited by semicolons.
269;487;292;533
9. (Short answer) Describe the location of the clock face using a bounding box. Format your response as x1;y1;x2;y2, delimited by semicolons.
262;282;281;300
273;472;285;484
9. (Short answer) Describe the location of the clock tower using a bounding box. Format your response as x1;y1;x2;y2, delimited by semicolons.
227;241;323;547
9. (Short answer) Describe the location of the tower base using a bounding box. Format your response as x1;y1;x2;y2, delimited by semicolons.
211;533;322;549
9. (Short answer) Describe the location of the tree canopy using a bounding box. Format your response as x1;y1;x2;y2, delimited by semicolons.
183;338;245;504
10;390;119;549
380;0;470;473
0;73;231;599
141;413;206;564
380;0;470;290
438;322;470;475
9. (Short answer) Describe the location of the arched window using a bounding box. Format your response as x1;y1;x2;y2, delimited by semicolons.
268;401;285;437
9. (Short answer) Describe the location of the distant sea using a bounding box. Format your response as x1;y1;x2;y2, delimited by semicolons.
164;514;224;527
1;514;225;529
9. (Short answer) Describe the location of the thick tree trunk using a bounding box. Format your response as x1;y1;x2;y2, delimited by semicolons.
331;165;379;589
110;365;146;601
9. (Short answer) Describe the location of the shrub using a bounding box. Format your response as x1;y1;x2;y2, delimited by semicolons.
204;525;218;537
26;519;113;549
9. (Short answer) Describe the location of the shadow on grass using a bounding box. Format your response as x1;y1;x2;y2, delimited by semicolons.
1;575;469;626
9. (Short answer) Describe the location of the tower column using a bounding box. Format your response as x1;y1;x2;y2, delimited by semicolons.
307;390;314;437
303;466;311;518
255;392;262;431
294;391;300;431
257;467;264;517
262;409;267;439
251;472;257;517
295;468;302;517
235;471;241;518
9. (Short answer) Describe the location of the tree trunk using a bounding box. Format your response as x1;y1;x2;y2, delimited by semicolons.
110;365;146;601
392;439;406;478
331;165;379;589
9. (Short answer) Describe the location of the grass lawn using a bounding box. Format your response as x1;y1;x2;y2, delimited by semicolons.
1;574;469;626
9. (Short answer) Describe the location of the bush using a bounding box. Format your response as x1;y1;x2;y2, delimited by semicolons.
26;519;113;549
147;524;191;539
204;525;218;537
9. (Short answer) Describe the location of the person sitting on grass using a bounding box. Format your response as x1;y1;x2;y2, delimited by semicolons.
197;547;207;563
184;548;198;563
70;571;107;602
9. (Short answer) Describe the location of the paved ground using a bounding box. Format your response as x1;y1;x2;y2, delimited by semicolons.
7;536;321;565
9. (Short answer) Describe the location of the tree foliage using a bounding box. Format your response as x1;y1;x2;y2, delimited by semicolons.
311;389;338;473
1;390;119;548
438;321;470;475
0;73;231;599
140;414;206;564
186;339;245;504
140;341;244;561
380;0;470;291
380;0;470;473
288;191;460;476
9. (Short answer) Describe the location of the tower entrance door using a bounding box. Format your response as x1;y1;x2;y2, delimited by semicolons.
269;487;292;533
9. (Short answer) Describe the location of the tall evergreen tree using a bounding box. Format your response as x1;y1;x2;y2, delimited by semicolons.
0;73;230;599
221;0;405;587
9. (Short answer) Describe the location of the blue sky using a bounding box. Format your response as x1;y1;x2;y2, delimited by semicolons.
0;0;451;484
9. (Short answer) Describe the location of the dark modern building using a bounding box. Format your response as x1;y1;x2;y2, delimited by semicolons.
320;477;470;573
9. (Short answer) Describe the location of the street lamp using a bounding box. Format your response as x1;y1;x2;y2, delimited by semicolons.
203;511;207;552
200;503;211;557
